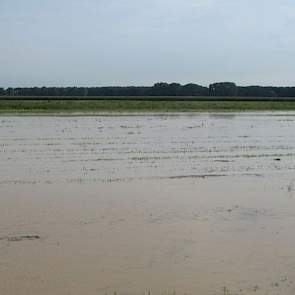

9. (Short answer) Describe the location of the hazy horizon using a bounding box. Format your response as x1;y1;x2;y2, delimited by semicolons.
1;0;295;88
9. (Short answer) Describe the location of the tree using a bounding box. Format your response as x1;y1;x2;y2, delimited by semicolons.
209;82;237;96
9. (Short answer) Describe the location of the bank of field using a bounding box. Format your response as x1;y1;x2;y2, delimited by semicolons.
2;97;295;112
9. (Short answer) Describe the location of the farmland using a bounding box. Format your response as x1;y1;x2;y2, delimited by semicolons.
1;96;295;112
1;113;295;294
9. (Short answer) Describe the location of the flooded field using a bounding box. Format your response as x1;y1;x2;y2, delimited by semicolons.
1;112;295;295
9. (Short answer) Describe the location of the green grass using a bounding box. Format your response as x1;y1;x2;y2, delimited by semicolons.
3;95;295;101
1;99;295;113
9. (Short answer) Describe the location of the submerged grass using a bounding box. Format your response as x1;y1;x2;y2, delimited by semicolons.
1;99;295;113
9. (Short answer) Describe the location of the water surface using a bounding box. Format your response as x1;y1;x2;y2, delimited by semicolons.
1;112;295;295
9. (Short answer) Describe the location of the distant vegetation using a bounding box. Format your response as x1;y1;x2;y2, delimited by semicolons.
1;82;295;97
2;99;295;113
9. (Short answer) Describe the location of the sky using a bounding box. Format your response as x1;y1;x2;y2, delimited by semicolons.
1;0;295;87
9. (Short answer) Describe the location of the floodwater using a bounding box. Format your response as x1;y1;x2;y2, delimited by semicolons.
1;112;295;295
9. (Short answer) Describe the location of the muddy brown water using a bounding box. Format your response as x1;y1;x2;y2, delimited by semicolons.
1;112;295;295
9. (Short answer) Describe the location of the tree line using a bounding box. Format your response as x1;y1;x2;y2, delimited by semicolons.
1;82;295;97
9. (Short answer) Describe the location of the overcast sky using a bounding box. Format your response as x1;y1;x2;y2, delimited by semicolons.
1;0;295;87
